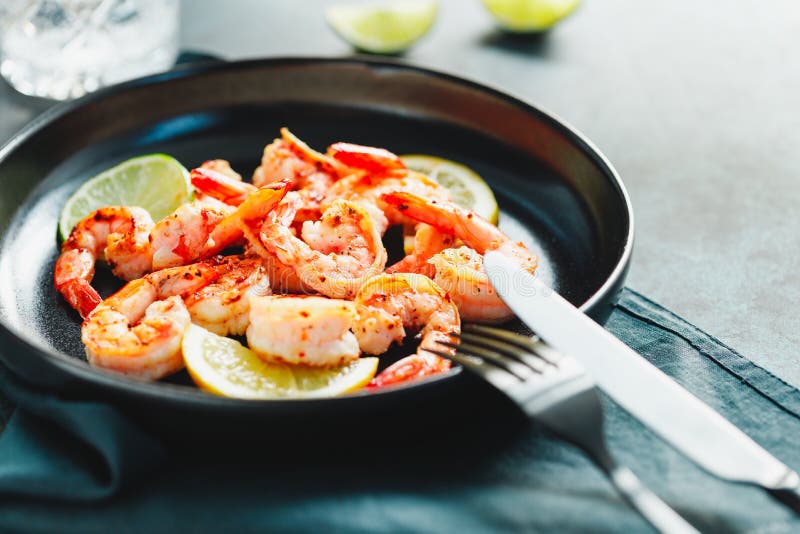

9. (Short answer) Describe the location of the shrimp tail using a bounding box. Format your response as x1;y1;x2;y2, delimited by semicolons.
191;167;255;206
54;248;102;318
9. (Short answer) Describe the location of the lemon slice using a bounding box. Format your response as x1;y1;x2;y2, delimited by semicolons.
58;154;192;240
326;0;438;54
400;154;499;224
482;0;581;32
182;324;378;399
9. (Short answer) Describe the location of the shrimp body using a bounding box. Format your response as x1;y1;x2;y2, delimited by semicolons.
150;199;233;270
184;255;271;336
256;199;387;299
386;223;456;277
151;182;289;270
353;273;459;389
353;273;460;357
327;142;405;174
354;273;459;388
82;262;220;380
381;192;537;323
322;171;450;234
55;206;154;318
191;167;256;206
247;295;360;367
253;128;344;222
429;246;514;323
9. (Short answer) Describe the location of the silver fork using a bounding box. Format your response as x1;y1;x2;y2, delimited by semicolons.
428;324;700;534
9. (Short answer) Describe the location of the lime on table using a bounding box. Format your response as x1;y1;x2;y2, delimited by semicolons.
482;0;581;32
326;0;438;54
58;154;192;240
182;324;379;399
400;154;499;224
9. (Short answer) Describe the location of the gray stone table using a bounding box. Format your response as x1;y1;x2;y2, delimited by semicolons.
2;0;799;387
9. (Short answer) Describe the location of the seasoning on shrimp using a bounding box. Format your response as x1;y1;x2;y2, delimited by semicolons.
247;295;360;367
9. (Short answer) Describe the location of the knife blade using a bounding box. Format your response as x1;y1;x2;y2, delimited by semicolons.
484;251;800;510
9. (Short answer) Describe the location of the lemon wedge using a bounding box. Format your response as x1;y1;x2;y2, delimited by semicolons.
182;324;378;399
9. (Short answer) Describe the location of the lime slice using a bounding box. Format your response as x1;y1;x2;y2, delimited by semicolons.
326;0;438;54
482;0;580;32
58;154;192;240
400;154;499;224
182;324;379;399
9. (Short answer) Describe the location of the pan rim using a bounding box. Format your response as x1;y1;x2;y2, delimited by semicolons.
0;56;634;408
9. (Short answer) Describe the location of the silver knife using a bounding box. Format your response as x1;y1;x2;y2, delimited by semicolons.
484;251;800;512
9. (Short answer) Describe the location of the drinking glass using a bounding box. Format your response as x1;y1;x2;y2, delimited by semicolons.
0;0;179;100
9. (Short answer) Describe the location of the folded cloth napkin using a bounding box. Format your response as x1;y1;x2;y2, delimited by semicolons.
1;288;799;533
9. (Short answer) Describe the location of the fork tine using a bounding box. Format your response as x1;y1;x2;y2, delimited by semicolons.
454;331;550;374
462;324;559;365
422;348;521;390
437;339;535;380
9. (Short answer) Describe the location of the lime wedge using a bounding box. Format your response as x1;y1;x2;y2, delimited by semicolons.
400;154;499;224
326;0;438;54
182;324;379;399
58;154;192;240
482;0;580;32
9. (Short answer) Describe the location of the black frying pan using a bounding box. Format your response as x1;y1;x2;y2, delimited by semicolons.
0;58;632;441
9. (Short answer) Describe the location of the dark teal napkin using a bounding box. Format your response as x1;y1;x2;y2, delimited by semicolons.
1;289;799;533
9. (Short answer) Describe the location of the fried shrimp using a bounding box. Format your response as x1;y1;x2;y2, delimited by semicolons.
254;199;387;299
246;295;360;367
55;206;154;318
353;273;459;388
82;262;220;380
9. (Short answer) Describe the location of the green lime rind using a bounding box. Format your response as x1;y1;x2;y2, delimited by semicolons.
326;0;438;54
58;154;192;240
482;0;581;33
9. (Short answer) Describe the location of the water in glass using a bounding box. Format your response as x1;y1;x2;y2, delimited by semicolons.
0;0;179;100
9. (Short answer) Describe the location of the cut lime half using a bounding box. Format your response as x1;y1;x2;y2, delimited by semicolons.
482;0;581;33
58;154;192;240
326;0;438;54
400;154;499;224
182;324;379;400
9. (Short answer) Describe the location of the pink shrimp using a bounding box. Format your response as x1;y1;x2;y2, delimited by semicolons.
55;206;154;318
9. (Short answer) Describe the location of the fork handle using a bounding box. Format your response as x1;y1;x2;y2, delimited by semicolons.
604;464;699;534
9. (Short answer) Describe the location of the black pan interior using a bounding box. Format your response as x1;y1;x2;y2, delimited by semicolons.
0;59;631;413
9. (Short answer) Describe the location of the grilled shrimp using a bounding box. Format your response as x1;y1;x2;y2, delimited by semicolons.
254;199;387;299
428;247;515;323
353;273;459;388
82;262;220;380
199;159;243;181
150;197;234;270
381;191;537;323
386;223;456;278
321;170;450;235
252;128;345;222
151;181;289;269
184;255;271;336
247;295;360;367
191;166;255;207
327;142;405;174
55;206;154;318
